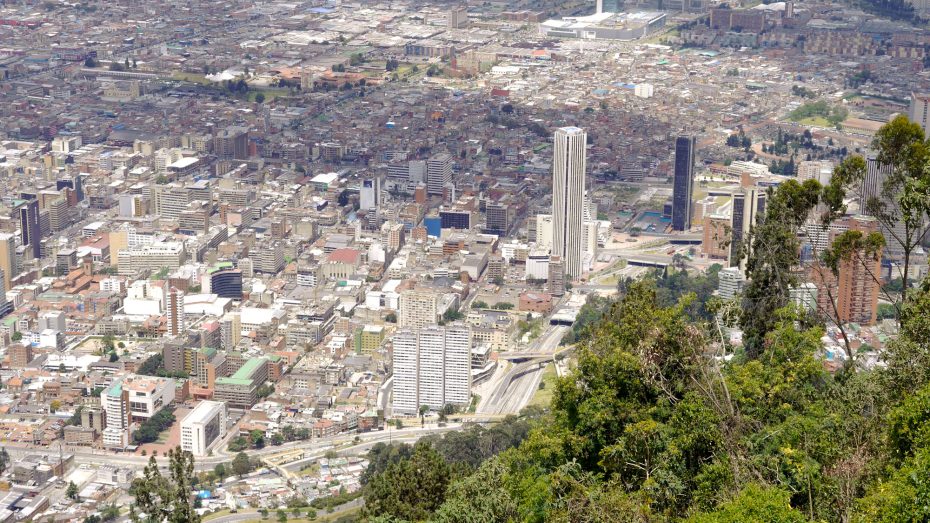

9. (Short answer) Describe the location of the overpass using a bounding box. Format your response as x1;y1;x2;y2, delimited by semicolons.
498;345;575;362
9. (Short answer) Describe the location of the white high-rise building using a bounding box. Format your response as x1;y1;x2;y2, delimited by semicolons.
180;401;227;456
718;267;746;300
535;214;553;251
392;330;420;415
418;326;446;409
360;178;381;211
391;323;473;415
552;127;587;278
427;153;453;196
166;286;185;337
443;323;472;406
909;92;930;134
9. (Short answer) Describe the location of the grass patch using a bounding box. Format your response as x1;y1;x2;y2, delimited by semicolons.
204;509;239;521
528;363;558;409
172;72;212;85
787;100;847;126
796;116;834;127
248;89;289;102
296;462;320;477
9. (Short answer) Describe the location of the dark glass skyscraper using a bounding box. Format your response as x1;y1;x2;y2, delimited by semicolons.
19;197;40;259
672;136;695;232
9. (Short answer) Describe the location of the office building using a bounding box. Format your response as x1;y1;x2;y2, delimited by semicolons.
596;0;620;13
180;401;227;456
860;155;906;257
214;357;268;409
391;323;472;415
909;92;930;134
448;6;468;27
729;188;766;267
214;126;249;160
56;176;85;202
439;209;471;230
548;255;566;296
8;343;33;368
551;127;587;278
166;286;185;337
56;248;77;276
797;160;834;185
254;243;284;274
672;136;695;231
0;233;15;292
220;312;241;350
535;214;554;250
427;153;453;195
117;242;188;276
208;263;243;299
19;198;40;259
150;185;191;220
101;383;129;448
398;290;439;329
485;202;509;234
702;214;730;260
360;178;381;211
101;376;175;448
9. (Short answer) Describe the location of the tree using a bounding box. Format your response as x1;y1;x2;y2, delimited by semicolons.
232;451;252;476
50;400;61;413
259;508;269;519
250;429;265;449
433;459;518;522
0;448;9;474
10;331;21;342
419;404;430;426
384;312;397;323
738;179;822;357
255;92;265;104
129;446;200;523
686;484;808;523
276;509;287;523
213;463;226;481
364;442;451;521
66;481;79;501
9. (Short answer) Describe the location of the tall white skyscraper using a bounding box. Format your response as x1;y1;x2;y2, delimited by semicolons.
552;127;587;278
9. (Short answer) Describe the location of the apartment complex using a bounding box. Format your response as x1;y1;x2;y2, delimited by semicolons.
392;323;472;415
